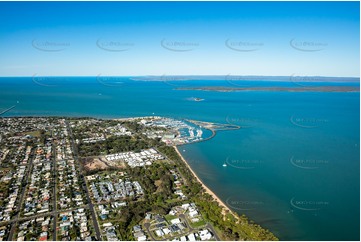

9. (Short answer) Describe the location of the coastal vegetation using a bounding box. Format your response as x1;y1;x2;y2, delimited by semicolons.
0;117;278;240
158;146;278;241
74;119;161;157
114;163;178;240
73;118;278;240
78;135;150;156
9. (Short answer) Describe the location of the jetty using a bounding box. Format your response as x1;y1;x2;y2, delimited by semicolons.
0;105;16;116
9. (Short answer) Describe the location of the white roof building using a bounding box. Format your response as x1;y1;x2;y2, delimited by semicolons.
137;235;147;241
171;218;181;224
187;233;196;241
155;229;164;237
199;229;212;241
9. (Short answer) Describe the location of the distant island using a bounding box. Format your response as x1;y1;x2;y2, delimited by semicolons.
175;86;360;93
131;75;360;83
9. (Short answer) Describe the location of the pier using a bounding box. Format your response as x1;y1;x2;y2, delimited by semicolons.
0;105;16;116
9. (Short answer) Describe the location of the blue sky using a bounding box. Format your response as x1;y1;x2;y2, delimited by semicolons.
0;1;359;77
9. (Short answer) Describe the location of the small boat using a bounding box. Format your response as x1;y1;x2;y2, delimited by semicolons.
223;162;227;167
193;97;204;102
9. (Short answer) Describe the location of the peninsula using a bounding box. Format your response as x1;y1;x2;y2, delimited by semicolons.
0;116;277;241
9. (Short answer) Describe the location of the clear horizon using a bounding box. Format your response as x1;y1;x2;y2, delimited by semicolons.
0;1;359;77
0;75;360;78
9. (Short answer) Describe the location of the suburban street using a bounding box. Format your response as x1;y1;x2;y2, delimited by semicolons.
66;120;102;241
52;137;57;241
3;122;102;241
1;117;223;241
7;148;35;240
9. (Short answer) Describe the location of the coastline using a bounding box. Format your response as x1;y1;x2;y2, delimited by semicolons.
173;145;238;218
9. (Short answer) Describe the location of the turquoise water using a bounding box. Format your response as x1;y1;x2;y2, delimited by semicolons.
0;77;359;240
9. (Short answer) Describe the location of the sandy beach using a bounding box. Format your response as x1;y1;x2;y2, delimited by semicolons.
173;146;238;218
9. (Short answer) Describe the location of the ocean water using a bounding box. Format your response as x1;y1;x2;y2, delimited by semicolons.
0;77;359;240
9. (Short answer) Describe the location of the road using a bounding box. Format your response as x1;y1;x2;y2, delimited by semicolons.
4;119;221;241
179;214;220;241
7;147;35;240
153;147;221;241
2;136;89;240
52;136;57;241
0;205;90;227
65;120;102;240
4;120;102;241
205;223;220;241
143;222;156;240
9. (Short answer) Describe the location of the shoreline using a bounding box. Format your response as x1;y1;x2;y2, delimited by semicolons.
173;145;238;219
